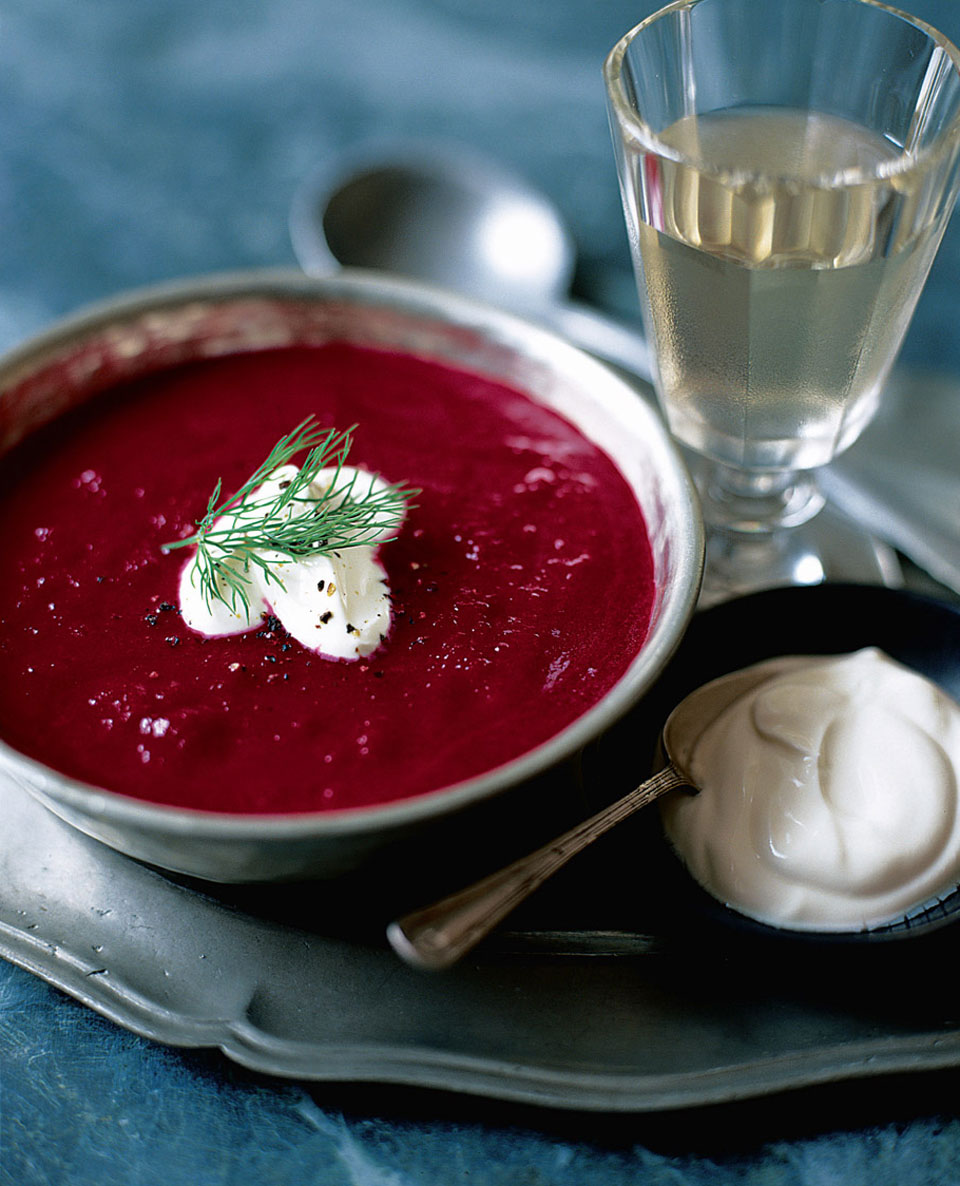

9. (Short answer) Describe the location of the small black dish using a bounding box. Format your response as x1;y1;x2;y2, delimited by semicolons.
584;583;960;953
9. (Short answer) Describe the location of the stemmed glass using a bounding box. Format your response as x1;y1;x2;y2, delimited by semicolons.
605;0;960;605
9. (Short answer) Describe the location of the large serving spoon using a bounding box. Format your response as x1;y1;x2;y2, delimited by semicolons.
288;139;653;379
387;662;782;970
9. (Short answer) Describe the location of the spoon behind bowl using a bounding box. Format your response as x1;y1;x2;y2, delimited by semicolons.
289;139;576;310
289;139;654;379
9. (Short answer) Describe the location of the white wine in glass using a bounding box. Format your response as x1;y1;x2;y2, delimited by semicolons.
606;0;960;603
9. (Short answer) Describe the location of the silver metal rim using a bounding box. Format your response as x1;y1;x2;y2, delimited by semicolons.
0;267;704;844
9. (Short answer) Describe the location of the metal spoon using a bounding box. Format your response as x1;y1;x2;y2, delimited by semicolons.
288;139;653;379
387;662;781;970
290;140;575;309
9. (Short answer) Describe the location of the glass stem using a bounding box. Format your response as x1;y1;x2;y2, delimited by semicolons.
701;461;826;535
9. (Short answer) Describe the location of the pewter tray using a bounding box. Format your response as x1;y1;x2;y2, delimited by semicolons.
4;764;960;1114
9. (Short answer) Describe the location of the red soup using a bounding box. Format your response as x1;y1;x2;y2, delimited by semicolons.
0;343;655;814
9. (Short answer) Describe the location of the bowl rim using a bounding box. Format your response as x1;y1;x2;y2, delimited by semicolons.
0;267;704;841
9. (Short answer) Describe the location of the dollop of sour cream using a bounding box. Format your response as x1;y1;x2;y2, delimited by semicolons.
179;464;401;661
661;648;960;931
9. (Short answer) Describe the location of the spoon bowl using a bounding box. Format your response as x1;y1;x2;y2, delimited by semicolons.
290;141;577;309
289;140;656;378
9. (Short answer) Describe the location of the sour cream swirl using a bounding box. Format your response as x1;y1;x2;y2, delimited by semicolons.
661;648;960;931
179;464;400;661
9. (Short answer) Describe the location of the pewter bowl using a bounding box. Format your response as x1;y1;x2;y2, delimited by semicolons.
0;270;703;883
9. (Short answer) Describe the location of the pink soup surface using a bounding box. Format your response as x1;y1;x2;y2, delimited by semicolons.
0;344;655;813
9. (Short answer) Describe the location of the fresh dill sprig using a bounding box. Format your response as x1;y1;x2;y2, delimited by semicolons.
163;416;417;615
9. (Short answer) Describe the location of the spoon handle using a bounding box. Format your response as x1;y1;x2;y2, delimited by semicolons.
387;763;689;970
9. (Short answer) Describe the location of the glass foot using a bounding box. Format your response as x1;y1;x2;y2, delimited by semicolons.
701;461;826;533
684;455;903;608
699;501;902;608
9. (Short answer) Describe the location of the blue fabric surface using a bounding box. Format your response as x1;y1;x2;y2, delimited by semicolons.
3;1;960;1182
5;965;960;1186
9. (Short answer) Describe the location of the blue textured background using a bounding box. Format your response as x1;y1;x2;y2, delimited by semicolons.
3;2;960;1182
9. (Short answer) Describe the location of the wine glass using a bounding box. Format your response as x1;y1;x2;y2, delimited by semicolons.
604;0;960;606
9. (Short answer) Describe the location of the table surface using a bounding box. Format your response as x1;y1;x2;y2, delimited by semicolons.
3;2;960;1183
